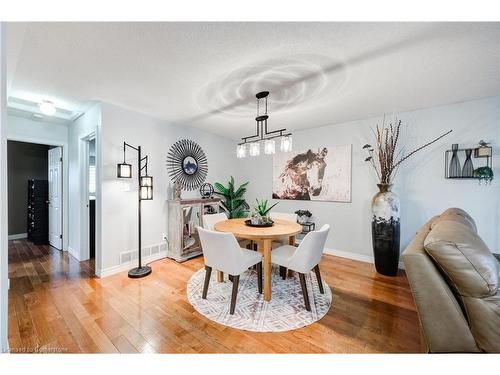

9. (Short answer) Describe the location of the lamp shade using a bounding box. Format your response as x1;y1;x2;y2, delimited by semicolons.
140;175;153;187
249;142;260;157
264;139;275;155
117;163;132;178
236;144;246;158
140;186;153;200
280;136;293;152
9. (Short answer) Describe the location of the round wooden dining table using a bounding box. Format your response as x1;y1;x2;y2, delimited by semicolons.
214;218;302;302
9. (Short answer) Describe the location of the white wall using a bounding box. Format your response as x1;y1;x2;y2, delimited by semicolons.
100;102;237;274
236;96;500;260
68;103;101;266
0;22;8;353
6;114;70;250
6;115;68;145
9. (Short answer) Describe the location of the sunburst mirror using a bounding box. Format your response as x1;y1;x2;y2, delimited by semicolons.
166;139;208;190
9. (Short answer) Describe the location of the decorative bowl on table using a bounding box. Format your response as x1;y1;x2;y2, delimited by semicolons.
245;217;275;227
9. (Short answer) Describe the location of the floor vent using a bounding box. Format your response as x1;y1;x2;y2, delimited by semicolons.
120;252;132;264
119;243;164;265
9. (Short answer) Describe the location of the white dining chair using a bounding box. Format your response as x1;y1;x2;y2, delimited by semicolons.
203;212;253;250
270;212;298;246
271;224;330;311
202;212;227;230
197;227;263;315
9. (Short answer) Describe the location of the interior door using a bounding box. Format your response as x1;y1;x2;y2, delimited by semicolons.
48;147;63;249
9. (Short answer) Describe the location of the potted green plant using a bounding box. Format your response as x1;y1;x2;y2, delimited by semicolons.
251;199;279;225
214;176;250;218
294;210;312;224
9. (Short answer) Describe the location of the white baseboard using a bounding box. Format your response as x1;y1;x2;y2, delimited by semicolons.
8;233;27;240
323;247;405;270
67;246;81;261
98;251;168;278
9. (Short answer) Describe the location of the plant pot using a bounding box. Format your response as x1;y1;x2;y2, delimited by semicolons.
371;184;400;276
251;216;260;225
298;215;309;224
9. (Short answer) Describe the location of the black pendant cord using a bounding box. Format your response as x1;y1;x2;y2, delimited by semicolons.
238;91;291;146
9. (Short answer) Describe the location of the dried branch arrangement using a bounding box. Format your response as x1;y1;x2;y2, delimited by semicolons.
363;119;452;184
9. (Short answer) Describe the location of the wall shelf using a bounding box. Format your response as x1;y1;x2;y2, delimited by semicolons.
444;146;492;180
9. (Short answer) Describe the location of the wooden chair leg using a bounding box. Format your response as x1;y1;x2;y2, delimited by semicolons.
230;275;240;315
299;273;311;311
314;264;325;294
279;266;287;280
256;262;263;294
202;266;212;299
228;274;234;282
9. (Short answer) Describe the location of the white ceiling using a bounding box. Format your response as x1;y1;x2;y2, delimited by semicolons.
6;22;500;139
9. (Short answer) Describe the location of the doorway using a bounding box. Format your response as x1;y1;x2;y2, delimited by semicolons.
79;134;97;273
7;140;63;249
87;137;96;268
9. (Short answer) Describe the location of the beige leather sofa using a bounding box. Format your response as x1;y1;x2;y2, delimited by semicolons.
402;208;500;353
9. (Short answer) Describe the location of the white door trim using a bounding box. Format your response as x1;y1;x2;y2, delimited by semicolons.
80;132;95;262
80;131;101;277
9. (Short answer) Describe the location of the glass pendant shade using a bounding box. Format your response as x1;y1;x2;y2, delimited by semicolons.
117;163;132;178
264;139;276;155
140;186;153;200
236;144;246;158
140;175;153;187
280;136;293;152
249;142;260;157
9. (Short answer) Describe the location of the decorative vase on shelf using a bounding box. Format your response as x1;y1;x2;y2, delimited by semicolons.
462;148;474;178
371;184;400;276
449;143;461;178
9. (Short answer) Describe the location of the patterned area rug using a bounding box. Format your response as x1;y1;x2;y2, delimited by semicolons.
187;266;333;332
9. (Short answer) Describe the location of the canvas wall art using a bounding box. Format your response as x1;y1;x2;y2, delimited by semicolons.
272;145;352;202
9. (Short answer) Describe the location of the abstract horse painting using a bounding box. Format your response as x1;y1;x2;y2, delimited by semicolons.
272;145;352;202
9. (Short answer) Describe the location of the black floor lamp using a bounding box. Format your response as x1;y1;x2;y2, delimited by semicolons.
117;142;153;278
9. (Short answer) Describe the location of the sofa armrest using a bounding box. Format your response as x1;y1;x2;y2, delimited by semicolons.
403;246;480;353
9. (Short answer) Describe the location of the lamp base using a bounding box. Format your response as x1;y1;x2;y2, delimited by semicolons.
128;266;152;278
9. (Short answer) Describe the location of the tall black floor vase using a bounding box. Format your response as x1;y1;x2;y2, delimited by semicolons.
371;184;400;276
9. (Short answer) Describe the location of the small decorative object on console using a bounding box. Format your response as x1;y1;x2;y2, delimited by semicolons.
199;182;214;199
174;180;182;200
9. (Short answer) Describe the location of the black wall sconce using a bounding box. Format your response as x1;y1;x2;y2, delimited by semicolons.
117;141;153;278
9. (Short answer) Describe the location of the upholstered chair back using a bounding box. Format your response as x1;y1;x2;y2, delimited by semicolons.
203;212;227;231
197;227;246;276
288;224;330;273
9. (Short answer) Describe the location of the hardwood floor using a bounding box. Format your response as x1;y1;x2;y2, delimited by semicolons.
7;239;424;353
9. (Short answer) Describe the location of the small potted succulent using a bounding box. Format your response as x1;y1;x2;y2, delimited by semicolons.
251;199;278;225
295;210;312;224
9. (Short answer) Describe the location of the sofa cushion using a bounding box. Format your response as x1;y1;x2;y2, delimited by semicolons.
431;207;477;233
424;219;499;298
462;293;500;352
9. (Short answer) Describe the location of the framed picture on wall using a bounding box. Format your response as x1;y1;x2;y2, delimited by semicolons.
272;144;352;202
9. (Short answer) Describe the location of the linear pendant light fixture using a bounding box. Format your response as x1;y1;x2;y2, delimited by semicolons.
236;91;292;158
